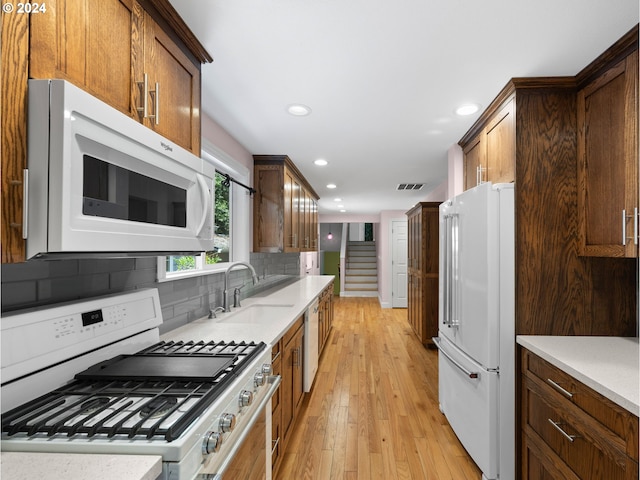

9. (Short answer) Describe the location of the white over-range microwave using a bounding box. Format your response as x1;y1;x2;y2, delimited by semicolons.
25;79;216;259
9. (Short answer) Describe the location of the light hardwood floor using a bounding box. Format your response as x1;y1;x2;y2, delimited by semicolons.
276;297;482;480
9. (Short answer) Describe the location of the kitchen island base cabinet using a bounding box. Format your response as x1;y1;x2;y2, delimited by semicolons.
272;316;304;478
521;348;639;480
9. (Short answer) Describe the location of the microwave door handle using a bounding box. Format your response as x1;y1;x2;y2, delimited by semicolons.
195;175;211;237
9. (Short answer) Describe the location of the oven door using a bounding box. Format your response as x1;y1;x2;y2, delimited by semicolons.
27;79;215;258
197;376;280;480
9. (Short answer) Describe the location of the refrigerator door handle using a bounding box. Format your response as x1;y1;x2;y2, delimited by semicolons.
450;213;460;328
443;214;451;327
443;213;460;328
433;337;479;379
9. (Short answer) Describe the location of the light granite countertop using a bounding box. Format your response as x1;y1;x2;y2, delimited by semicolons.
0;452;162;480
517;335;639;416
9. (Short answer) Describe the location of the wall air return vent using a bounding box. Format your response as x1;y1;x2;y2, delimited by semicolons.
396;183;424;191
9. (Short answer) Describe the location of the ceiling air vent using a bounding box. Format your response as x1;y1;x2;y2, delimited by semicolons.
396;183;424;191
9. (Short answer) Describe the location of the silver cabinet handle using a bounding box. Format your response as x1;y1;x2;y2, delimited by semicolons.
546;378;573;399
148;82;159;125
622;209;637;246
635;207;638;245
432;337;479;379
137;73;149;118
548;418;579;443
271;437;280;455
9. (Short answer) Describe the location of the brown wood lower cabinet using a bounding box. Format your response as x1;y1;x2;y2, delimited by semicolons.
272;316;304;477
318;281;334;354
521;348;639;480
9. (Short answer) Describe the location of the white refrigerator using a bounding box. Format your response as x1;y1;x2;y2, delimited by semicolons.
434;182;515;480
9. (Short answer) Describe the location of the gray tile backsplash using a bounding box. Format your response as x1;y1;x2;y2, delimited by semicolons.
1;253;300;334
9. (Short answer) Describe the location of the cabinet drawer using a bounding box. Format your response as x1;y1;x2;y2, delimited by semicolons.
524;350;639;460
524;375;637;479
283;315;304;346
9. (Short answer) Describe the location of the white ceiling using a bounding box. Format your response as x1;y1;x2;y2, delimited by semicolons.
170;0;638;216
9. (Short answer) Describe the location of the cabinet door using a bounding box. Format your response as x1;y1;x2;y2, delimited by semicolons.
311;198;318;250
485;98;515;185
299;189;309;250
30;0;138;116
284;167;300;252
463;133;485;190
143;11;201;154
281;337;295;440
578;51;639;257
253;165;285;253
292;327;305;412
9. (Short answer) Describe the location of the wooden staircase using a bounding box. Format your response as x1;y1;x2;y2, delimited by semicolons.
343;241;378;297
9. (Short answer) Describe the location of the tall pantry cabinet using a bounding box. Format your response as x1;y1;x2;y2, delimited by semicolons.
406;202;439;347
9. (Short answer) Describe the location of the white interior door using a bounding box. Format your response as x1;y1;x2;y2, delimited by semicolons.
392;220;408;308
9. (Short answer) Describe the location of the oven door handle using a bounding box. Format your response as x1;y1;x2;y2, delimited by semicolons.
204;375;281;480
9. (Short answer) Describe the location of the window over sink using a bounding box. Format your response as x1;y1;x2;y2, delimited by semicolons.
157;140;251;281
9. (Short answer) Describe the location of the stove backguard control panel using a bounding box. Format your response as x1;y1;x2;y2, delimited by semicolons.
1;289;163;383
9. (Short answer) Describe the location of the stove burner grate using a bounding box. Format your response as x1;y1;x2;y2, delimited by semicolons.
1;340;266;442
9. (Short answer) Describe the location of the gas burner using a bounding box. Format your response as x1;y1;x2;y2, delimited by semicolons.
140;396;178;419
79;397;111;415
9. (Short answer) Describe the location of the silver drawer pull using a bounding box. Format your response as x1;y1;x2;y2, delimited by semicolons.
547;378;574;399
271;437;280;455
548;418;579;443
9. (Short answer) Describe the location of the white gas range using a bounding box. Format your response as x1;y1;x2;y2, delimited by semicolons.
1;288;279;480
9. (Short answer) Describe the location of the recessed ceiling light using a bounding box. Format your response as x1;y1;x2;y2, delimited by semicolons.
337;205;344;208
287;104;312;116
326;183;337;189
340;209;347;213
314;159;328;166
455;103;480;116
334;198;342;202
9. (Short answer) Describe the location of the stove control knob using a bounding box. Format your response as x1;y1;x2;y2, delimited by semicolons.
202;431;223;455
254;372;266;387
239;390;254;407
262;363;273;375
219;413;236;433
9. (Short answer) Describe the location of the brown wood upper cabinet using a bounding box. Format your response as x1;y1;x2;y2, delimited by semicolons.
577;47;639;258
253;155;320;253
29;0;209;155
463;97;515;190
